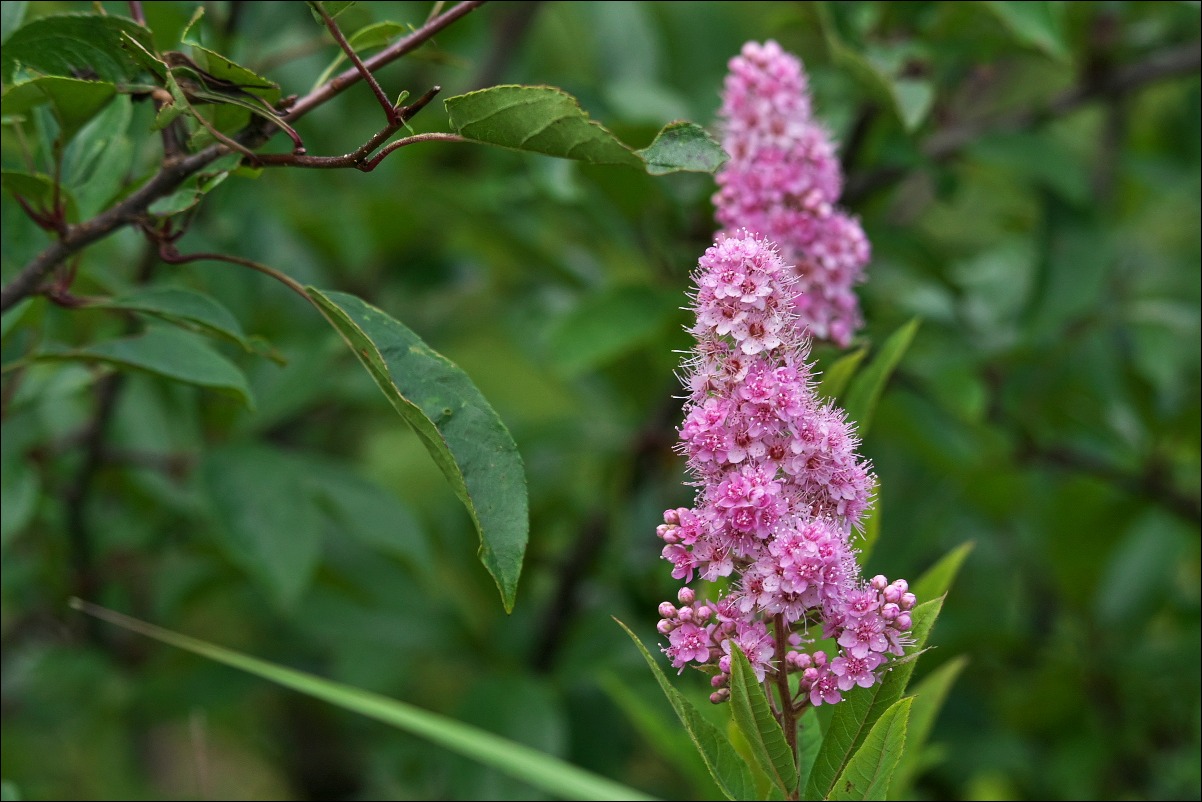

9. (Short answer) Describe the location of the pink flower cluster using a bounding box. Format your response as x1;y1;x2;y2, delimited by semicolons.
656;232;913;707
713;40;870;348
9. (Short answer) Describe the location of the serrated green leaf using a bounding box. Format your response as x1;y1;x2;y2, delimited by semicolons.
1;13;154;84
635;120;728;175
36;326;253;408
445;85;726;175
842;317;920;437
806;597;944;800
90;286;255;353
828;697;912;800
307;288;527;613
728;645;798;795
1;169;79;221
817;346;868;402
891;656;968;798
0;76;116;141
547;285;681;376
912;541;974;602
982;2;1070;62
201;445;324;608
74;602;656;801
615;619;758;801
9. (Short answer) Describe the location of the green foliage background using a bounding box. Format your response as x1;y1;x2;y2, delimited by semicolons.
2;1;1199;799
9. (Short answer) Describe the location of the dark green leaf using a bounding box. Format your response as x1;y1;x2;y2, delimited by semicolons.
307;288;528;613
62;94;133;218
615;618;757;801
0;2;28;46
827;697;912;800
805;596;944;800
0;466;38;554
445;85;726;174
90;286;255;353
817;346;867;402
0;76;116;141
74;602;657;801
912;541;974;602
37;326;254;408
547;285;681;376
891;656;968;798
201;445;325;608
728;645;798;795
842;317;920;437
0;13;154;84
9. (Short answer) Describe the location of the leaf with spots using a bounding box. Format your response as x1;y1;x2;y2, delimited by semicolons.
307;288;528;613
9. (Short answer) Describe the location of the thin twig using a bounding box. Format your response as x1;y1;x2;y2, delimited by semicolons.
0;2;487;314
313;1;401;124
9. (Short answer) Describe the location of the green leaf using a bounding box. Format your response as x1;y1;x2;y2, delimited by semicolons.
547;285;681;376
62;94;133;219
0;76;116;141
828;697;912;800
307;288;528;613
615;618;758;801
146;152;243;217
795;707;824;795
37;326;254;408
445;85;726;175
1;169;79;221
311;20;407;90
0;779;20;802
90;286;255;353
728;645;798;796
0;13;155;84
179;6;280;106
891;656;968;798
912;541;974;602
805;597;944;800
73;601;657;802
308;1;357;23
201;445;325;609
841;317;920;437
817;346;867;402
982;2;1070;62
1;299;34;342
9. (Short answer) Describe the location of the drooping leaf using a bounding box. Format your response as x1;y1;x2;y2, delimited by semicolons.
827;697;912;800
912;541;974;602
0;76;116;141
842;317;920;437
728;645;798;796
891;656;968;798
615;618;757;801
90;286;254;352
817;346;868;402
445;85;726;174
179;6;281;105
547;285;681;376
201;445;325;609
37;325;254;408
0;13;154;84
307;288;527;612
73;601;657;802
805;597;944;800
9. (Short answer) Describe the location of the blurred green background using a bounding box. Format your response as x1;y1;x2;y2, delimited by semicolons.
2;1;1199;799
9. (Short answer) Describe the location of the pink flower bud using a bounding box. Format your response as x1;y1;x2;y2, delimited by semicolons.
870;574;888;590
881;603;900;621
657;619;674;635
901;592;916;610
678;587;696;605
895;612;912;631
710;689;731;704
658;602;678;619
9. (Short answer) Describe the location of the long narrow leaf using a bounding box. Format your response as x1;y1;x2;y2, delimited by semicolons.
73;601;655;802
890;656;968;798
828;697;913;800
308;288;527;612
615;619;757;800
913;541;974;602
841;318;920;437
728;645;798;795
